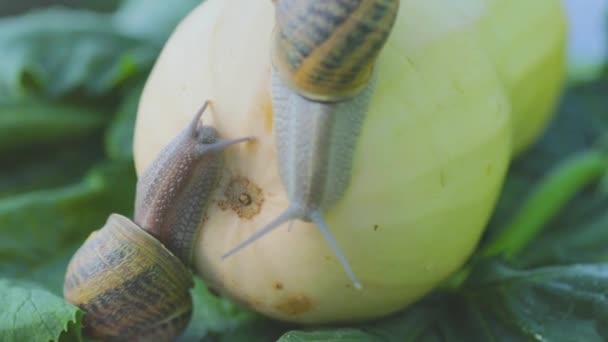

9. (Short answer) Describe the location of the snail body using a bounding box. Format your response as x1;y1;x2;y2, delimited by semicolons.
222;0;399;289
64;102;252;341
135;102;252;266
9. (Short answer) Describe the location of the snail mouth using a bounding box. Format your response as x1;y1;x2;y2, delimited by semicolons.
197;126;219;144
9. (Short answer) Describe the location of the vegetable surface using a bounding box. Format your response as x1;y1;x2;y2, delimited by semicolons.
134;0;565;323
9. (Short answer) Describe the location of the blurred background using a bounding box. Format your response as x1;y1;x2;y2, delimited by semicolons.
565;0;608;81
0;1;607;341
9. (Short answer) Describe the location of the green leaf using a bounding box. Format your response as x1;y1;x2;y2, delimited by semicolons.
0;139;102;198
105;81;144;161
274;295;461;342
279;329;378;342
0;101;105;154
0;8;157;102
0;0;121;17
463;262;608;342
484;80;608;266
179;277;257;341
203;318;291;342
112;0;202;46
276;262;608;342
0;161;136;294
483;151;608;259
0;279;82;342
515;184;608;266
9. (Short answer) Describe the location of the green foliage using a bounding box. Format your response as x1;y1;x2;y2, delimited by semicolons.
0;1;200;341
0;1;608;341
104;80;143;161
180;277;258;342
0;279;82;341
0;101;105;154
277;261;608;342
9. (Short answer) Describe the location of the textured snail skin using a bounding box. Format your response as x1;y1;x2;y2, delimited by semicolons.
135;102;253;265
64;103;252;340
222;71;377;288
134;0;565;325
63;214;193;342
222;0;398;289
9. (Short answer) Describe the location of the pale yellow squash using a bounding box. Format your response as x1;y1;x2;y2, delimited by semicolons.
134;0;565;324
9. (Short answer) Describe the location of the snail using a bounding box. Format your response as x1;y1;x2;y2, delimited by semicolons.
221;0;400;289
63;101;253;341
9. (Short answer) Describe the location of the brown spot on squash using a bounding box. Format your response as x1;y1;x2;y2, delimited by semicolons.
274;294;313;315
262;97;273;132
255;76;273;133
273;282;284;290
217;176;264;219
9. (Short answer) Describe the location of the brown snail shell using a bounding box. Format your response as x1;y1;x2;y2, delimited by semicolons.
271;0;400;102
63;214;193;342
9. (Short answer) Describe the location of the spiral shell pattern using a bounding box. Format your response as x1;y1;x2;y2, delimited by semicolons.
272;0;399;101
64;214;193;342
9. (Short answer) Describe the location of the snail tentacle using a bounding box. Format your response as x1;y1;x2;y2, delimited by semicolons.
222;207;298;259
199;136;254;155
222;206;361;289
224;0;398;289
224;70;374;288
189;100;210;137
309;210;362;290
135;102;252;265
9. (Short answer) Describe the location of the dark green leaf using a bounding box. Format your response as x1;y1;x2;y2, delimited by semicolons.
0;8;157;102
105;81;144;161
0;161;136;294
0;101;106;154
463;262;608;342
518;191;608;266
483;80;608;267
274;295;484;342
113;0;202;46
482;151;608;260
279;329;379;342
0;139;102;198
0;279;82;342
486;87;605;238
277;262;608;342
0;0;121;17
180;277;257;341
359;300;443;342
203;318;290;342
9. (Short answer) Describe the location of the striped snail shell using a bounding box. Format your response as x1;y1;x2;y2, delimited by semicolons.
64;102;253;341
63;214;193;342
223;0;399;290
272;0;400;102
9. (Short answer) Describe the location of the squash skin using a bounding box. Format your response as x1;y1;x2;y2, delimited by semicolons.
134;0;565;324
